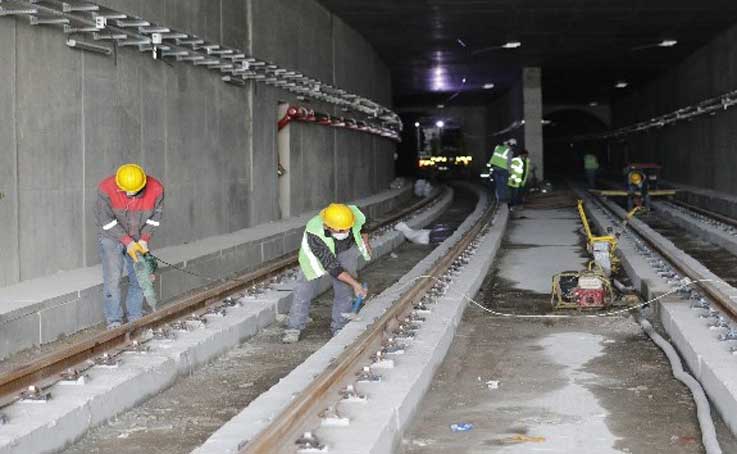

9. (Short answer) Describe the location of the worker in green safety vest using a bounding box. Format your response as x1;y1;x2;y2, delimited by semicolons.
283;203;371;343
487;138;517;205
508;149;529;209
583;152;599;188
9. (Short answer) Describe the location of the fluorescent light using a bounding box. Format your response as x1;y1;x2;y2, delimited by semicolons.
615;81;628;89
436;120;445;128
437;104;445;109
414;122;420;128
502;41;522;49
659;39;677;47
457;38;467;48
541;119;552;125
589;101;599;107
483;83;495;90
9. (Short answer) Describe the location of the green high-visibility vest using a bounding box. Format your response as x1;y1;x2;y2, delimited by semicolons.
298;205;370;281
584;154;599;170
508;157;525;188
488;145;511;169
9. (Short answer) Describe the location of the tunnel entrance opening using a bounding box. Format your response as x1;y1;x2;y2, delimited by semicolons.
543;109;609;184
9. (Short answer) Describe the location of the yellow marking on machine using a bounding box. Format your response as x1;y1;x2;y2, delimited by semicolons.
577;200;618;256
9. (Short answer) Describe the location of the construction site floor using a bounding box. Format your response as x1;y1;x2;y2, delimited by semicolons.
60;192;477;454
400;196;737;454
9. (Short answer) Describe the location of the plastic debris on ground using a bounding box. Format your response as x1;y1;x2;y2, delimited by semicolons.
450;423;474;432
395;222;431;245
486;380;500;390
414;179;433;198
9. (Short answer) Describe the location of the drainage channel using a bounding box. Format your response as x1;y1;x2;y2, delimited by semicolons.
402;190;737;454
59;189;478;454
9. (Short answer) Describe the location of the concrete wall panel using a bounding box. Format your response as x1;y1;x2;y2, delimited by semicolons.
0;0;395;287
613;21;737;195
0;20;19;286
16;26;84;280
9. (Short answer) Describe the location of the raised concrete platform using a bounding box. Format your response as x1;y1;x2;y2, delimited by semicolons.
578;188;737;438
0;188;454;454
654;201;737;256
665;180;737;221
192;185;492;454
0;185;413;361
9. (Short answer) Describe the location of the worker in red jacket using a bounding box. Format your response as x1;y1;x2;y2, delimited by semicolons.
95;164;164;329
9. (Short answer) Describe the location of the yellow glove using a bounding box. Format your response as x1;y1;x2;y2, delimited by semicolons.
138;240;150;254
126;242;145;262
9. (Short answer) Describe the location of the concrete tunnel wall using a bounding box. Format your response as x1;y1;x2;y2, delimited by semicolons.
612;21;737;195
0;0;396;287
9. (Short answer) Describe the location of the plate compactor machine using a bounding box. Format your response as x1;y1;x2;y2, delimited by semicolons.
551;200;637;310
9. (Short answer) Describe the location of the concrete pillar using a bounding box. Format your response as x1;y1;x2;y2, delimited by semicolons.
523;67;544;180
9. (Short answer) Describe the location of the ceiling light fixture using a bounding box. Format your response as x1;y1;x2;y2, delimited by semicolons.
658;39;678;47
502;41;522;49
436;120;445;128
457;38;467;48
462;77;467;84
589;101;599;107
615;81;628;89
437;104;445;109
483;83;495;89
414;122;420;128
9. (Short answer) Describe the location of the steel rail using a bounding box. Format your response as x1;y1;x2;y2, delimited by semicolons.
591;194;737;322
0;188;445;406
241;196;493;454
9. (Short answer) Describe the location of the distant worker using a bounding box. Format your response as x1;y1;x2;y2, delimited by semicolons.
96;164;165;329
583;152;599;188
508;149;529;209
282;203;371;343
487;138;517;205
625;165;651;211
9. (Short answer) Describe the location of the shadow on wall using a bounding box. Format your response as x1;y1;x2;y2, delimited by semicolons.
543;109;609;182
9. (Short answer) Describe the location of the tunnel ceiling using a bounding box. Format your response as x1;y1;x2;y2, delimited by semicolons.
318;1;737;106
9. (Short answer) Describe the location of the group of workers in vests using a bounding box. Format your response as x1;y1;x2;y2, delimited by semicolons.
487;138;531;210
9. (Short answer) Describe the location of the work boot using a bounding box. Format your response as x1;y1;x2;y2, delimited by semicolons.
282;329;301;344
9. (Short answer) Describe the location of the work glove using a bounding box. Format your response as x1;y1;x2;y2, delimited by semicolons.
126;241;145;263
138;240;149;254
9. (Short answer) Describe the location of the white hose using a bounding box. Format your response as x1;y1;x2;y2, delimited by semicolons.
639;319;722;454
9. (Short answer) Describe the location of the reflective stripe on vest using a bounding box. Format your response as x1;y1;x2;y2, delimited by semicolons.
489;145;510;169
298;205;370;281
508;157;525;188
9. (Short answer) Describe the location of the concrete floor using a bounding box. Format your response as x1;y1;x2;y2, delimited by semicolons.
60;191;477;454
401;205;737;454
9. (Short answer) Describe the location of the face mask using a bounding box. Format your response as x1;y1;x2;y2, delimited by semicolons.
331;231;350;241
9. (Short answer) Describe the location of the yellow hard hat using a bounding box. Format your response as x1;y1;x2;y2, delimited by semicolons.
629;172;643;185
116;164;147;193
320;203;355;231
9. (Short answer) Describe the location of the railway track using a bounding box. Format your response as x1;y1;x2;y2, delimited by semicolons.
240;194;496;453
585;190;737;326
0;188;446;412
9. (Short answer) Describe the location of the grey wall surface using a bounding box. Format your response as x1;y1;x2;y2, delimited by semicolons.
612;22;737;194
0;0;395;287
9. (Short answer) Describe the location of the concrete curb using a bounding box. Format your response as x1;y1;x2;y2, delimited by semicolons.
654;201;737;257
193;185;495;454
0;189;452;454
576;188;737;437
